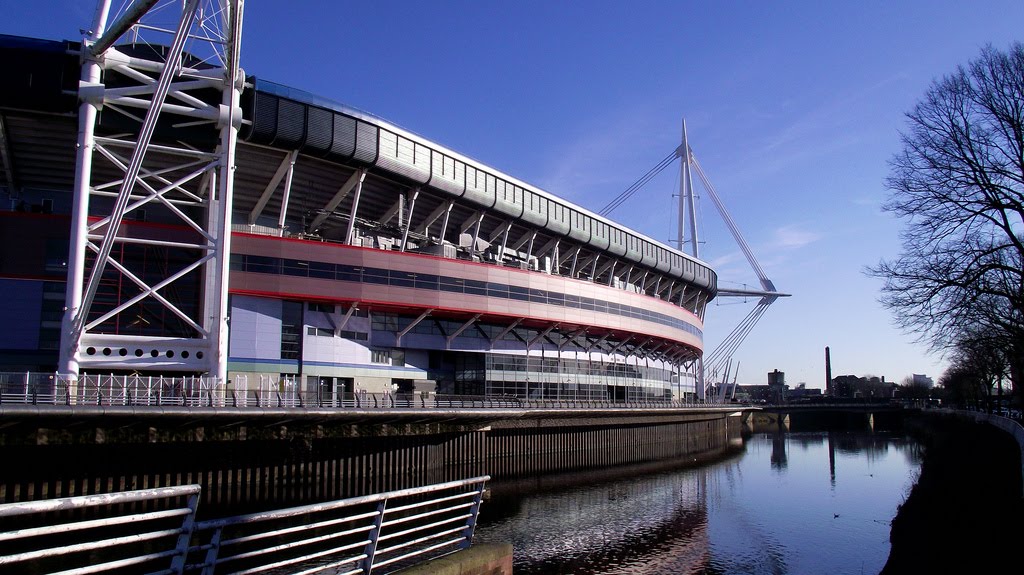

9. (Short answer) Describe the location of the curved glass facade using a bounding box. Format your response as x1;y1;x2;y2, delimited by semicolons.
231;254;702;339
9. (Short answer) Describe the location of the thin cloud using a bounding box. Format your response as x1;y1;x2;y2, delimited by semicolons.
771;225;821;250
535;93;685;207
759;73;908;154
851;194;882;208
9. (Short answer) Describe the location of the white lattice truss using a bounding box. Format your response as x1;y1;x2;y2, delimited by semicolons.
60;0;245;381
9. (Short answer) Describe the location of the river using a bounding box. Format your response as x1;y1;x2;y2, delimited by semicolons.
474;430;923;574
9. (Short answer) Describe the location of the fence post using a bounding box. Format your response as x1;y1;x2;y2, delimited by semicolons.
460;480;487;549
361;499;388;574
199;527;224;575
169;490;201;575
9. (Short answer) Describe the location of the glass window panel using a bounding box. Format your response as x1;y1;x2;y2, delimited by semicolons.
362;268;389;284
336;265;362;282
308;261;335;279
389;270;415;287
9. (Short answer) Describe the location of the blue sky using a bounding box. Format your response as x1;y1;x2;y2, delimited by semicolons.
6;1;1024;388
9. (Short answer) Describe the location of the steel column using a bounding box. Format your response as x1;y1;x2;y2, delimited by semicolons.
345;171;367;245
59;2;111;380
399;188;419;252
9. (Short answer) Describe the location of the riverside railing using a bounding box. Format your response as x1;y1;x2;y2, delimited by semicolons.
0;476;490;575
0;372;715;410
0;484;201;575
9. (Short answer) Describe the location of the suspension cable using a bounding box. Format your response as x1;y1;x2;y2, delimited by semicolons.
598;147;680;217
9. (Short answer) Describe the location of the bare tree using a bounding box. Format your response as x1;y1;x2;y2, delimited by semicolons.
940;331;1009;410
868;43;1024;397
940;364;986;409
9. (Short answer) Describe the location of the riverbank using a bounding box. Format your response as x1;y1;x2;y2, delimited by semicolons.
881;413;1024;574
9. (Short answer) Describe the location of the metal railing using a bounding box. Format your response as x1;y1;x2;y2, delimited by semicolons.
0;372;723;410
0;476;490;575
0;484;201;575
184;476;489;575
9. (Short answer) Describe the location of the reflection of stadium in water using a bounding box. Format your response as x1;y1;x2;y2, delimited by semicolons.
478;462;731;575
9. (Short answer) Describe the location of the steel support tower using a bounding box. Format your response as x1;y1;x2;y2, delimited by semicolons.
59;0;245;383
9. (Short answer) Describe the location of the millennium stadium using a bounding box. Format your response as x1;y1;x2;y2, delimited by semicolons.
0;2;724;403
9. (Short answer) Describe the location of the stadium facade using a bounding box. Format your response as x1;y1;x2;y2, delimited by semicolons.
0;28;717;401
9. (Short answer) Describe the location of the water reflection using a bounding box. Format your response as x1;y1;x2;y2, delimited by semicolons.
481;462;719;575
771;432;788;470
475;432;923;575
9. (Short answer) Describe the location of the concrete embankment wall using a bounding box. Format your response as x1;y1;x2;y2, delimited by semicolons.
0;409;741;508
487;413;731;477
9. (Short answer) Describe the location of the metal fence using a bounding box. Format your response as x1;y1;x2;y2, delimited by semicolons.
0;372;715;410
0;484;201;575
0;476;490;575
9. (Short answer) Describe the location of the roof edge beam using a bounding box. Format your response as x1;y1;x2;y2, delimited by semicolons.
510;230;534;252
379;197;403;226
446;313;482;348
490;318;523;347
459;211;484;234
396;308;433;347
528;323;560;348
335;302;360;334
246;147;296;224
413;201;449;235
400;188;420;252
558;328;587;351
276;150;299;233
607;335;635;356
587;333;610;353
308;168;364;233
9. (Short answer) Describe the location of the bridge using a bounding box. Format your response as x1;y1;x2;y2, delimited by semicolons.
750;401;911;432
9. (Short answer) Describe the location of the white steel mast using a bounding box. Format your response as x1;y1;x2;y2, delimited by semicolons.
606;117;789;402
678;118;706;400
679;118;699;259
59;0;245;384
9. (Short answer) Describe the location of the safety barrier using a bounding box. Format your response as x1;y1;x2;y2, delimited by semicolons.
0;372;718;410
0;484;201;574
0;476;490;575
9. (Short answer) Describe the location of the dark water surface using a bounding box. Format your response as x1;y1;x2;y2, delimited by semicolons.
475;431;923;574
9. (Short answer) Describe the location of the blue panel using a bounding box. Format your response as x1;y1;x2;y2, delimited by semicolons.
0;279;42;349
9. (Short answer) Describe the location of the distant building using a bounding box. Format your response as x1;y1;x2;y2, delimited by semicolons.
831;375;896;399
768;369;787;404
912;374;934;388
734;384;771;403
732;381;822;403
788;383;822;400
